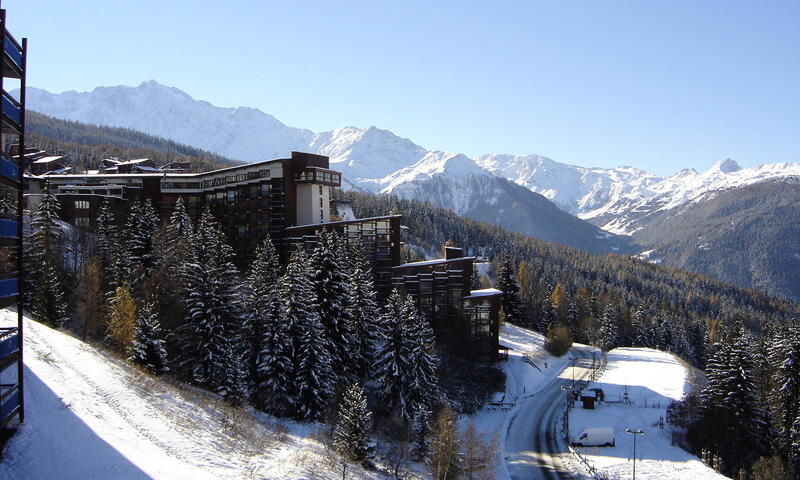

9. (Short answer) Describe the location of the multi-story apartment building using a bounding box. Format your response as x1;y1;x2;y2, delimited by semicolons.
0;1;26;432
26;151;342;262
392;247;502;363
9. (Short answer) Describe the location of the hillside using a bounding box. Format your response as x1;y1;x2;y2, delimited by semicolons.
0;311;391;480
25;111;241;173
347;190;800;334
634;178;800;303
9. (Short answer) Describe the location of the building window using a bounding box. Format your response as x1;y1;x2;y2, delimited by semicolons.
75;217;90;227
75;200;89;209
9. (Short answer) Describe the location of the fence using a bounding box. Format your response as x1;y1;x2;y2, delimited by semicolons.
560;351;609;480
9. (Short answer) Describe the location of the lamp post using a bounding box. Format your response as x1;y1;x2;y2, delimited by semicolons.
625;429;645;480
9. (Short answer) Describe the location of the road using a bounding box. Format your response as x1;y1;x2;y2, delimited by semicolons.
505;347;597;480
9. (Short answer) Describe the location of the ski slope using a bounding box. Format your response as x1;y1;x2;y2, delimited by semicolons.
568;347;728;480
0;311;390;480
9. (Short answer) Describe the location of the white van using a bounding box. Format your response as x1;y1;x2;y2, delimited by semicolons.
572;428;615;447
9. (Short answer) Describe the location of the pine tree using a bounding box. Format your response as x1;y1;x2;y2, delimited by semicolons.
791;412;800;474
95;199;118;273
375;291;441;422
631;306;649;347
107;285;136;352
698;323;768;473
402;295;442;417
130;299;168;374
310;230;357;384
470;264;482;291
219;339;251;405
31;255;69;328
494;254;523;326
126;200;159;287
346;240;380;379
25;181;64;308
248;237;293;415
333;382;373;461
173;209;244;391
283;246;334;421
772;322;800;454
596;303;620;352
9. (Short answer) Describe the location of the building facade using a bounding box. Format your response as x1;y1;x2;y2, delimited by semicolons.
392;247;502;363
25;151;342;262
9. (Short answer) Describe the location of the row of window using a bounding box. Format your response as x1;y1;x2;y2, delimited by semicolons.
201;169;271;189
296;170;341;184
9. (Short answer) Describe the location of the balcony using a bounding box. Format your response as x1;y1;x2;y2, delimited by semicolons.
2;28;22;79
1;89;21;134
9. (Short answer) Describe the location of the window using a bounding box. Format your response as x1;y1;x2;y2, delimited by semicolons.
238;225;247;238
227;190;236;202
74;200;89;209
75;217;90;227
260;169;270;178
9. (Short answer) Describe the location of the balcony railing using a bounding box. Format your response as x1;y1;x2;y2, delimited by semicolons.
2;90;20;126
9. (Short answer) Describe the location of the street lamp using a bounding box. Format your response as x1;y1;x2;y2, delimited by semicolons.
625;429;645;480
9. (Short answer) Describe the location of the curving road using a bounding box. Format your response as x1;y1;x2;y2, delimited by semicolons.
505;347;597;480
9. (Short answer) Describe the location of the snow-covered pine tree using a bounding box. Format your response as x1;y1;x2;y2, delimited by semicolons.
494;254;524;326
283;246;334;421
401;294;442;419
630;305;649;347
374;290;411;418
700;322;769;472
772;321;800;455
791;412;800;474
126;200;159;287
130;299;168;374
247;236;293;415
375;291;441;422
596;303;620;352
95;199;118;273
31;255;69;328
333;382;373;461
219;338;252;405
24;181;64;307
310;230;358;385
345;239;380;379
470;264;481;290
173;208;244;392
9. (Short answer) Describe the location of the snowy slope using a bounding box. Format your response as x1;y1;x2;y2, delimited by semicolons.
568;347;728;480
0;311;393;480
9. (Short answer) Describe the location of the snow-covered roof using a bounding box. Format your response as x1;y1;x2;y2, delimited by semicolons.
33;155;65;164
465;288;502;298
117;158;151;166
394;256;476;269
135;165;160;172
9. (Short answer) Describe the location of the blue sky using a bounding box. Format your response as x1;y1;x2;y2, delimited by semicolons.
5;0;799;175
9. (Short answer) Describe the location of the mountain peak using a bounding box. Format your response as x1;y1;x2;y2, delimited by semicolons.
709;158;742;174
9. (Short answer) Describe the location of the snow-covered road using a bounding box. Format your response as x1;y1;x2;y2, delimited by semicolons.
505;346;596;480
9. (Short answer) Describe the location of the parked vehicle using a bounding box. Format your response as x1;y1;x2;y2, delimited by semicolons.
572;427;615;447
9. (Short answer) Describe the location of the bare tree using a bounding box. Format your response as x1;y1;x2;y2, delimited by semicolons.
461;421;498;480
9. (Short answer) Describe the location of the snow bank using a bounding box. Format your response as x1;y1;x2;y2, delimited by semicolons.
568;347;728;480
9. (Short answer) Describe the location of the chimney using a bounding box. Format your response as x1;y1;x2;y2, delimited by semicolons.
444;246;463;260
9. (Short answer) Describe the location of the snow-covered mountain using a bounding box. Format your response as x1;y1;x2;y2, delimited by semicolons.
24;81;800;242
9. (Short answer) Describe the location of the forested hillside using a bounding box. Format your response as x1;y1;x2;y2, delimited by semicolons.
347;190;799;339
634;178;800;303
26;111;242;172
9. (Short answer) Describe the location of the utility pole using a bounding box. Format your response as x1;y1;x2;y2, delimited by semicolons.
626;429;645;480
